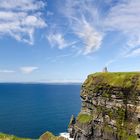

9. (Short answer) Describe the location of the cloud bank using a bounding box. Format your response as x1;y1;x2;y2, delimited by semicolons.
58;0;103;55
46;0;140;55
20;66;38;74
47;32;69;49
104;0;140;57
0;69;15;73
0;0;140;57
0;0;46;44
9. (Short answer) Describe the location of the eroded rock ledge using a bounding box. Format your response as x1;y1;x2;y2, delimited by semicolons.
69;72;140;140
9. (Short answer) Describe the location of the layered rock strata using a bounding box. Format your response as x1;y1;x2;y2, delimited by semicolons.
69;72;140;140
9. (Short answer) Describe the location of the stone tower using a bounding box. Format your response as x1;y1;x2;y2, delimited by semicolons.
103;67;108;72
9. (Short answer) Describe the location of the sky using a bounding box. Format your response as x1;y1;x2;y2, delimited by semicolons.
0;0;140;83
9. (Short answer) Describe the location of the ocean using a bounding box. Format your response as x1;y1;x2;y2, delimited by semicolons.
0;83;81;139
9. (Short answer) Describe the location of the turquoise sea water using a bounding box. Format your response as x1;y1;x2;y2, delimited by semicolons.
0;84;81;139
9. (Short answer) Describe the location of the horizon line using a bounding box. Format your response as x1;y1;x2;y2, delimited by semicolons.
0;81;82;84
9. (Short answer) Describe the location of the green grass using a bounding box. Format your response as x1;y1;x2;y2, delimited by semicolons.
0;133;31;140
39;132;55;140
128;135;137;140
39;131;67;140
82;72;140;139
84;72;140;88
77;114;92;124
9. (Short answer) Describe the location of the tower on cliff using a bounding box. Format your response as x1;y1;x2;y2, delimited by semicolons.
102;67;108;72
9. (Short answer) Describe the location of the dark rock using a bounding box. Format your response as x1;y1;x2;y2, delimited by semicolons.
69;72;140;140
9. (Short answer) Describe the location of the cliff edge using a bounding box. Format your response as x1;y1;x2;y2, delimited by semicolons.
69;72;140;140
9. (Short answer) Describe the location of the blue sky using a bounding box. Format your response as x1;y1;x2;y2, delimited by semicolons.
0;0;140;83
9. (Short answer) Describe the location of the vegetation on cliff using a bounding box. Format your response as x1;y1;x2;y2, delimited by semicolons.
0;133;31;140
84;72;140;88
77;114;92;124
0;132;68;140
1;72;140;140
0;131;67;140
69;72;140;140
39;132;67;140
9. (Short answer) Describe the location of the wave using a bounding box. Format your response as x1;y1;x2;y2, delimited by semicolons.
59;132;74;140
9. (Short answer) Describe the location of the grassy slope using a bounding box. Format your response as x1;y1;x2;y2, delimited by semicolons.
81;72;140;139
77;114;92;124
39;132;67;140
84;72;140;89
0;133;31;140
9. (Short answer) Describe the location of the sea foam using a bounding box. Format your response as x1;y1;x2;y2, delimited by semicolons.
60;132;74;140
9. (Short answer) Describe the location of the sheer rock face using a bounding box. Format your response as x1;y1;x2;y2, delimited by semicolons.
69;72;140;140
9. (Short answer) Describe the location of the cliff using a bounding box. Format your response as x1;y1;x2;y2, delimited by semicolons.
69;72;140;140
1;72;140;140
0;133;31;140
0;132;68;140
39;132;68;140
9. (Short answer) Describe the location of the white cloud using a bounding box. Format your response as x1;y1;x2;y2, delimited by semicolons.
125;48;140;57
104;0;140;57
47;33;68;49
105;0;140;34
58;0;103;55
20;66;38;74
47;32;76;49
75;19;103;55
0;69;15;73
56;0;140;56
0;0;46;44
0;0;45;11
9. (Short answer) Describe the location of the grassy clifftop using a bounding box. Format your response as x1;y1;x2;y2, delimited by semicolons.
0;132;68;140
84;72;140;89
71;72;140;140
39;132;67;140
0;133;31;140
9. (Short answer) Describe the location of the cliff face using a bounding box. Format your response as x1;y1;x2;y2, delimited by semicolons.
69;72;140;140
